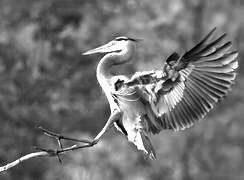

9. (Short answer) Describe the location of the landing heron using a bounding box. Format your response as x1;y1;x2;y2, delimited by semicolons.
82;28;238;159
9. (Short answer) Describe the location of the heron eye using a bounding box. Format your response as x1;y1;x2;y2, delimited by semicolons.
115;37;128;41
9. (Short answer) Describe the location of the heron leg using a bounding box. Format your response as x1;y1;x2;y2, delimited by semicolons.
92;109;122;145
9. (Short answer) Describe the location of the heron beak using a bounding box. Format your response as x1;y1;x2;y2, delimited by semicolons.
82;41;119;55
128;38;143;43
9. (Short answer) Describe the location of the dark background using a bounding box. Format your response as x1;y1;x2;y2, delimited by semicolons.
0;0;244;179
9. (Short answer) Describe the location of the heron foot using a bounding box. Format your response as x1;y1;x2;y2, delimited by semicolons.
38;126;92;144
36;127;99;164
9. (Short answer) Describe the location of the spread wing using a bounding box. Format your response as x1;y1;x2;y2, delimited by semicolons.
127;28;238;132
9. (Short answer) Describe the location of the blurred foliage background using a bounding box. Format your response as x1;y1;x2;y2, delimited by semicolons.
0;0;243;180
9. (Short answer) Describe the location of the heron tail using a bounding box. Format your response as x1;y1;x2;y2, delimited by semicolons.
133;130;156;160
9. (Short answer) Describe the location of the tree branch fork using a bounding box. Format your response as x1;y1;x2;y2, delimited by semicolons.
0;127;97;173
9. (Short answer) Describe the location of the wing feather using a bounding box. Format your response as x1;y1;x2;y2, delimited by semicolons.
197;33;226;56
183;27;216;58
127;28;238;132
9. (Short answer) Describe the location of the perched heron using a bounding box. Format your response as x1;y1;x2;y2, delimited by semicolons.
82;28;238;159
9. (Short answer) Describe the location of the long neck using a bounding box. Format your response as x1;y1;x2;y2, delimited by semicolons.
96;44;135;90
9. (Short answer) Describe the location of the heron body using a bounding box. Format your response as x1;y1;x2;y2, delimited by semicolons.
83;29;238;159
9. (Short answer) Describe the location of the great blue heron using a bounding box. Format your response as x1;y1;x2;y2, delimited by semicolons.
82;28;238;159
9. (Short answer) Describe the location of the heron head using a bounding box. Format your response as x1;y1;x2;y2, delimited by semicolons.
82;37;142;55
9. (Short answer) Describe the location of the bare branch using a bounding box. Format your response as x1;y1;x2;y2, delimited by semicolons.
0;142;96;172
0;151;49;172
0;128;97;173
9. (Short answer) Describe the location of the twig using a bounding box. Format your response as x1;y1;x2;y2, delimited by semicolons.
0;143;96;172
0;128;96;173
